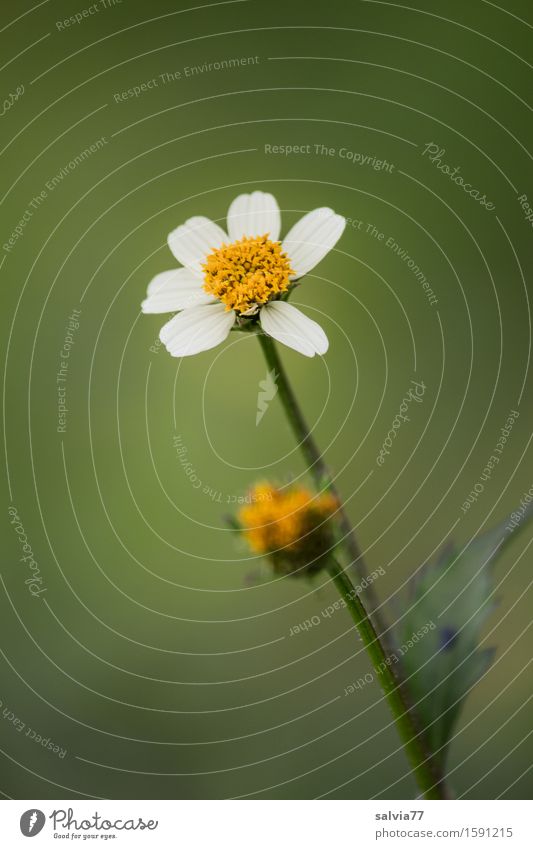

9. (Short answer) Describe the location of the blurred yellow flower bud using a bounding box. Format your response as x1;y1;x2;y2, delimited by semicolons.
238;482;338;576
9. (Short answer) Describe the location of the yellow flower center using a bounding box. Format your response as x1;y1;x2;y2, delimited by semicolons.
202;235;294;315
238;483;338;575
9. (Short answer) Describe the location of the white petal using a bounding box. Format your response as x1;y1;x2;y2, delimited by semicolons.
227;192;281;241
159;303;235;357
142;269;215;313
147;267;199;295
282;207;345;278
167;216;228;274
259;301;329;358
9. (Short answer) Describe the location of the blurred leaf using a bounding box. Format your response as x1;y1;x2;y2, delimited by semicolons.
395;502;533;765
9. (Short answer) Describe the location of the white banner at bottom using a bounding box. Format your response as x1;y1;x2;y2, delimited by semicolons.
0;799;530;848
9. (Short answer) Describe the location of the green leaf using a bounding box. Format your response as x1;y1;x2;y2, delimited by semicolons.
395;502;533;765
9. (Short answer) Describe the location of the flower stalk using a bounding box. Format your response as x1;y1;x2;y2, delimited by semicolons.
327;556;449;799
257;332;450;800
257;333;383;619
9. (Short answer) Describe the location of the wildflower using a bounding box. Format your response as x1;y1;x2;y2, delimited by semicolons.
142;192;345;357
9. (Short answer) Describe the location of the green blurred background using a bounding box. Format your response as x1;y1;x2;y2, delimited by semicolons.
1;0;532;799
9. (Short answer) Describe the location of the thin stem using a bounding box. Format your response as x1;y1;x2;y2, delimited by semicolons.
328;557;449;799
257;333;384;624
257;332;449;800
257;333;328;480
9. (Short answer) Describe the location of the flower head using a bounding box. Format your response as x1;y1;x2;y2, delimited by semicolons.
142;192;345;358
238;482;339;576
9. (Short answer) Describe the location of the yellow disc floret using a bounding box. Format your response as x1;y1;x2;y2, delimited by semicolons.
238;482;338;576
203;235;294;315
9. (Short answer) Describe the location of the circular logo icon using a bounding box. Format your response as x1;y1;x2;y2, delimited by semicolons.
20;810;46;837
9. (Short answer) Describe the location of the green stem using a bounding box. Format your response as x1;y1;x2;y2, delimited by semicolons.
328;556;449;799
257;333;384;623
257;332;449;800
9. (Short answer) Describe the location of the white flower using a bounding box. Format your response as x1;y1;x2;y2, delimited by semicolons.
141;191;345;358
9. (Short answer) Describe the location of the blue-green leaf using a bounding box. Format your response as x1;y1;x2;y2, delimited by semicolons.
395;503;533;764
